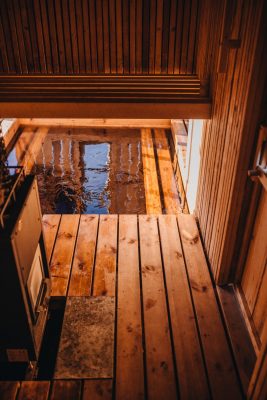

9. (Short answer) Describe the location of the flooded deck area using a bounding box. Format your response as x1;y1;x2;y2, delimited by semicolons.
7;126;181;215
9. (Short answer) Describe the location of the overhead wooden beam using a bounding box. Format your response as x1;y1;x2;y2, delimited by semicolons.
0;101;210;119
18;118;172;128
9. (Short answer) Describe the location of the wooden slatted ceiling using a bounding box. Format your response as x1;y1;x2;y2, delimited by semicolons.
0;0;199;75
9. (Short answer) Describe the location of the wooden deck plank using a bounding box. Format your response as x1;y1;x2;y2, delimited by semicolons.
49;214;80;297
0;382;20;400
42;214;61;263
177;214;242;399
50;381;81;400
116;215;144;400
139;215;177;399
93;215;118;296
217;285;257;393
158;214;209;398
21;127;49;173
17;381;50;400
154;129;181;213
141;129;162;214
68;215;99;296
83;380;113;400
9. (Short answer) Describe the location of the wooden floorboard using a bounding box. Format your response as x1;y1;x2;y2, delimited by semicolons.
177;214;242;399
139;215;177;399
49;214;80;297
141;128;162;214
23;213;246;398
93;215;118;297
158;214;209;398
116;215;144;399
154;129;181;214
42;214;61;263
68;215;98;296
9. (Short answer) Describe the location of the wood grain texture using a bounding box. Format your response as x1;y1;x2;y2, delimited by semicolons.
68;215;99;296
0;0;200;75
116;215;144;399
178;213;242;399
42;214;61;263
141;129;161;214
49;214;80;297
139;214;177;399
154;129;181;213
50;381;81;400
93;215;118;296
159;214;209;399
195;0;267;285
83;380;113;400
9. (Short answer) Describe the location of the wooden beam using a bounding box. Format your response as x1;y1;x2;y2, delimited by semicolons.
0;102;211;119
18;118;171;128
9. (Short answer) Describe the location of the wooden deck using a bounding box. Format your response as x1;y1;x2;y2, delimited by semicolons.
32;213;244;400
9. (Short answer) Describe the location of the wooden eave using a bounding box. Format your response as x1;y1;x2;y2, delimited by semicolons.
0;75;211;119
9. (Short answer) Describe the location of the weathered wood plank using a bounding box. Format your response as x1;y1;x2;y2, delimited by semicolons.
158;214;209;398
0;382;20;400
17;381;50;400
177;214;242;399
139;215;177;399
50;214;80;297
83;380;113;400
50;380;81;400
141;129;161;214
116;215;144;399
93;215;118;296
154;129;181;213
68;215;99;296
42;214;61;263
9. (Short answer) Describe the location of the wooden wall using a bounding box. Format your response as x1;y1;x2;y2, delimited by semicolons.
196;0;267;284
0;0;200;75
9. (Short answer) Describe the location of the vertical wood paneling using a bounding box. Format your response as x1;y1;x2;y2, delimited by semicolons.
39;0;53;73
89;0;98;73
82;0;92;73
76;0;86;73
196;0;267;284
0;0;200;75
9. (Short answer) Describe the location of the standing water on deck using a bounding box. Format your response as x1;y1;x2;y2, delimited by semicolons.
7;127;146;214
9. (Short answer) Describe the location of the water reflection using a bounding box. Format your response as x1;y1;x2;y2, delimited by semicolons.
8;128;146;214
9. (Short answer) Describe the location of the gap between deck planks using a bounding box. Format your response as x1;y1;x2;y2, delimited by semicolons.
42;214;243;399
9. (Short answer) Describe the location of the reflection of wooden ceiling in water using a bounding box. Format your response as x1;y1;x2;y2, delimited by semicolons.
0;0;212;118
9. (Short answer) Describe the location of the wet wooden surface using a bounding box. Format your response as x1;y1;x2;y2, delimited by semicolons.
35;214;247;398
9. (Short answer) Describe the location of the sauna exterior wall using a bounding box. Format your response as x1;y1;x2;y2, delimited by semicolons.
196;0;267;284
